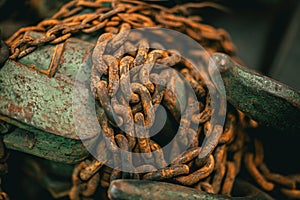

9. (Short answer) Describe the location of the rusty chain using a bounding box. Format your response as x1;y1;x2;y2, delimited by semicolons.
6;0;236;60
85;2;244;198
70;159;103;200
245;138;300;199
5;0;298;200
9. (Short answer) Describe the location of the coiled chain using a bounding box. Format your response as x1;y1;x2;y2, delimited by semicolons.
5;0;300;200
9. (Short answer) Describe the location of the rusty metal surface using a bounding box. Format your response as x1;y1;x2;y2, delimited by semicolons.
1;1;299;200
1;125;89;164
109;180;230;200
108;179;274;200
0;114;89;164
0;37;100;140
212;53;300;130
18;31;57;73
0;60;82;139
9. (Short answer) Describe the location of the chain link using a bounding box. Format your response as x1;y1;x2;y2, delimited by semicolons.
87;6;244;199
70;158;105;200
245;138;300;198
5;0;243;199
5;0;297;200
6;0;236;60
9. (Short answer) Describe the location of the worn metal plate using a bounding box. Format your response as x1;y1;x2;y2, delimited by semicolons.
0;115;89;163
0;45;98;140
19;32;57;73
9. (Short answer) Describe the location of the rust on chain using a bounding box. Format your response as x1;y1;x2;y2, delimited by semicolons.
115;134;133;174
195;181;215;194
96;106;118;153
113;104;136;150
143;164;190;181
100;166;113;188
176;97;198;146
6;0;297;200
280;175;300;199
244;153;274;191
70;160;102;200
259;163;296;189
79;159;106;181
171;147;202;165
149;140;167;169
175;154;215;186
6;0;236;59
218;112;236;144
211;145;227;193
134;113;152;159
119;56;140;103
221;161;236;195
130;83;155;128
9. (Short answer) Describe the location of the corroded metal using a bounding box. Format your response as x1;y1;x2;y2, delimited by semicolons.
109;179;230;200
1;123;88;164
108;179;274;200
0;33;99;140
2;1;299;200
0;32;101;163
212;53;300;130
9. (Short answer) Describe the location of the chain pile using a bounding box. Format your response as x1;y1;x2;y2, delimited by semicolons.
85;19;246;198
5;0;236;59
5;0;300;200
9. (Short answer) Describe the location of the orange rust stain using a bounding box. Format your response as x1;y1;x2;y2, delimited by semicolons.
42;113;50;119
7;103;23;113
24;111;34;120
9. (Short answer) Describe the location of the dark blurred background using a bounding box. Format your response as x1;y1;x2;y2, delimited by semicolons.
0;0;299;199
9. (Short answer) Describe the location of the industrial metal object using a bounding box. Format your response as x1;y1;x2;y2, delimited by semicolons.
0;31;98;163
108;179;275;200
0;1;299;200
212;53;300;131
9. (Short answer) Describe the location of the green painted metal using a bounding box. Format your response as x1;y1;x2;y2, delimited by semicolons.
0;116;89;164
19;32;56;72
0;33;99;140
0;32;102;163
54;38;94;81
0;120;13;134
1;60;76;138
212;53;300;131
109;180;230;200
0;59;98;140
108;179;274;200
